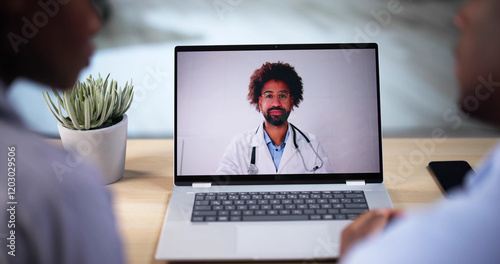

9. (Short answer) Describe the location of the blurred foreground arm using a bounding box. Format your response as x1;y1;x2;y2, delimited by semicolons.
340;209;402;259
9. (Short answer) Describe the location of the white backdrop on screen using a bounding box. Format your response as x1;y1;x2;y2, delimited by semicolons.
177;48;379;175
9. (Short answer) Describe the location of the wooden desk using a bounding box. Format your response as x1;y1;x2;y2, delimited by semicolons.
110;138;499;264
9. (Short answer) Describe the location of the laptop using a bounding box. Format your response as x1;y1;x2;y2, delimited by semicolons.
156;43;393;261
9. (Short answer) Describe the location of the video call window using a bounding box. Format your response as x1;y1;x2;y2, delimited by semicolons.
176;48;380;176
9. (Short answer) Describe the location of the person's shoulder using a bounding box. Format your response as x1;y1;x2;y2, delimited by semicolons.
2;121;106;199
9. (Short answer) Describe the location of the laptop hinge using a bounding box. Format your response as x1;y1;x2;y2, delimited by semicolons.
192;182;212;188
346;180;365;186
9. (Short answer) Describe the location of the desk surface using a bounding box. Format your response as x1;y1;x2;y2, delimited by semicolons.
109;138;499;264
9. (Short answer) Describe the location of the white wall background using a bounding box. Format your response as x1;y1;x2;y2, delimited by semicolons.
177;48;380;175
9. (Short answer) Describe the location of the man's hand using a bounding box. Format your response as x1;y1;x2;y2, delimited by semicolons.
340;209;403;259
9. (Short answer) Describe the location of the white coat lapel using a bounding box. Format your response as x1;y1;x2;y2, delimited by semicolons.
253;123;278;173
277;124;298;173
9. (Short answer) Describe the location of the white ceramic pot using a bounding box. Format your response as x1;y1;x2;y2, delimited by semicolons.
57;115;128;184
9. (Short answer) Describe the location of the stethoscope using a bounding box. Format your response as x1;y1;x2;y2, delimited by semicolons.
247;123;324;174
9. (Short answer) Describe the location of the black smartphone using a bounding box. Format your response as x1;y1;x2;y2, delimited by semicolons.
427;161;475;198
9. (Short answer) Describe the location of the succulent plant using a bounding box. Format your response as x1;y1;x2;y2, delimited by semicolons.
43;73;134;130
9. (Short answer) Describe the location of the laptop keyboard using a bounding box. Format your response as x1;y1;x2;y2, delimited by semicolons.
191;190;368;222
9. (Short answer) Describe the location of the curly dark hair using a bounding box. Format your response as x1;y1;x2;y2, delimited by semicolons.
247;61;304;111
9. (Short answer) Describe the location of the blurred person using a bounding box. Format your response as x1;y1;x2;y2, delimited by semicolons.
216;62;333;175
0;0;124;263
340;0;500;263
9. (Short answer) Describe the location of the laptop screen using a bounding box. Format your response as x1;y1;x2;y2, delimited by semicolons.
175;44;382;185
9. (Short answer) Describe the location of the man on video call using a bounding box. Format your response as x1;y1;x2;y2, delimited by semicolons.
340;0;500;263
216;62;333;175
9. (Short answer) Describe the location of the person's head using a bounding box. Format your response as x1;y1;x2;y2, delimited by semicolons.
454;0;500;126
248;62;304;126
0;0;101;89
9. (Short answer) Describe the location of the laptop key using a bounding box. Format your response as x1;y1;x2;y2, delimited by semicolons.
335;214;347;220
293;199;305;204
346;194;365;198
210;200;222;205
308;204;320;209
206;216;216;221
347;214;360;220
327;209;340;214
345;203;368;209
315;209;327;214
243;215;309;221
192;217;204;222
310;215;322;220
194;206;211;210
322;215;334;220
193;211;217;216
341;209;367;214
225;205;236;210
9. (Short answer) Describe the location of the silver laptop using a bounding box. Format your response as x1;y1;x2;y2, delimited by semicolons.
156;43;393;261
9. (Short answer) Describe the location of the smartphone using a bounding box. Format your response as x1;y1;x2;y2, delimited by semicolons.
427;161;475;198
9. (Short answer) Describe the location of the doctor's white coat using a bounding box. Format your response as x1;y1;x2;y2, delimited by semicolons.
215;123;333;175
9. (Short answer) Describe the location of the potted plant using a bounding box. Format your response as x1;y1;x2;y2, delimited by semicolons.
43;73;134;184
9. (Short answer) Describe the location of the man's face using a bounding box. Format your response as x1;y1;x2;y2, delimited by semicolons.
454;0;500;122
258;79;294;127
1;0;101;88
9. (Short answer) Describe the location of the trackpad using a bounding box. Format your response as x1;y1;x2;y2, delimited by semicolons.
236;222;341;259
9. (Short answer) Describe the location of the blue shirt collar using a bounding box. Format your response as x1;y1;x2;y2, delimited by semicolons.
263;125;290;147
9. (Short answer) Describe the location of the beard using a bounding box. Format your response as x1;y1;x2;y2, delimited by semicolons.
264;107;290;126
